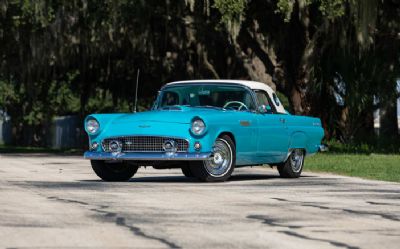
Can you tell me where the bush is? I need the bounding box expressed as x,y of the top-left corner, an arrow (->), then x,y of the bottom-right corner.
326,137 -> 400,154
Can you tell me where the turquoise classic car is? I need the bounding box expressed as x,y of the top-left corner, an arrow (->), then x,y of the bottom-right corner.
84,80 -> 325,182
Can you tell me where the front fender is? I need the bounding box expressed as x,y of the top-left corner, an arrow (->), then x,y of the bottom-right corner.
85,113 -> 127,140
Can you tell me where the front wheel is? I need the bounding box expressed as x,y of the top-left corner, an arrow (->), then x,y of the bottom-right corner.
189,135 -> 235,182
181,164 -> 194,178
91,160 -> 139,181
277,149 -> 305,178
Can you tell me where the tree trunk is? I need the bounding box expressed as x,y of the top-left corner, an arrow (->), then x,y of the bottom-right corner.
380,98 -> 398,137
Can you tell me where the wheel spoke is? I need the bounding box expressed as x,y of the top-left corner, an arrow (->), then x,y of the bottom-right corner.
290,149 -> 304,173
204,139 -> 232,177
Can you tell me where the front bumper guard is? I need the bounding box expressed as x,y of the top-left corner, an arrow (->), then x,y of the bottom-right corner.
84,151 -> 212,161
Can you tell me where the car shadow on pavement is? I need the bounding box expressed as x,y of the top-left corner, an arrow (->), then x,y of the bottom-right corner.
129,174 -> 282,183
80,174 -> 316,183
230,174 -> 316,182
80,176 -> 197,183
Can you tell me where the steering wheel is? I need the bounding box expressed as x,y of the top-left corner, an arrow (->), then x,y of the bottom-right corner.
223,101 -> 249,111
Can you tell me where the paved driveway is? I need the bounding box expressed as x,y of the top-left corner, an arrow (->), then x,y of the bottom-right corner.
0,154 -> 399,249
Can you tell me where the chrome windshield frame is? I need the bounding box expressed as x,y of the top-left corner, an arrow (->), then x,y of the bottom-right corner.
156,83 -> 259,113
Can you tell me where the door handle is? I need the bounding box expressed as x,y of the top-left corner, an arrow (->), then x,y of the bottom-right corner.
279,118 -> 286,123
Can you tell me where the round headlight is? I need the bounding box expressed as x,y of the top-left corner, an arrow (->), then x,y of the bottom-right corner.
191,118 -> 205,135
86,119 -> 100,134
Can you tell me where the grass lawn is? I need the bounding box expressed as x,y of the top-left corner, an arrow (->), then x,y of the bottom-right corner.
305,153 -> 400,183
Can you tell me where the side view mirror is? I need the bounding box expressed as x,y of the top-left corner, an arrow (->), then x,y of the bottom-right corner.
258,105 -> 272,114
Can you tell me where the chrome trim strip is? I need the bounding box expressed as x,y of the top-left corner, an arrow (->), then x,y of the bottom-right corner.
84,151 -> 212,161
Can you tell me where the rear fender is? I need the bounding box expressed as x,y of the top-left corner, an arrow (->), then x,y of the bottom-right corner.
288,132 -> 308,153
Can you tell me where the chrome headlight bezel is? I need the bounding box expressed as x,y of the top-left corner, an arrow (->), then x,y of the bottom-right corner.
191,117 -> 206,136
86,118 -> 100,134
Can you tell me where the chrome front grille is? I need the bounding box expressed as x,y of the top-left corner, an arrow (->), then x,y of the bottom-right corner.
102,136 -> 189,152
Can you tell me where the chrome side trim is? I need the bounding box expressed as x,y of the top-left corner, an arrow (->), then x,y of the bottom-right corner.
84,151 -> 212,161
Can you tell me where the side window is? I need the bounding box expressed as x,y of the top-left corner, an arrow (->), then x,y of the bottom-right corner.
242,91 -> 256,111
256,91 -> 269,106
255,90 -> 276,113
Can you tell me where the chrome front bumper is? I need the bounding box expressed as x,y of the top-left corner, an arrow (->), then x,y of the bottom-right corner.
84,151 -> 212,161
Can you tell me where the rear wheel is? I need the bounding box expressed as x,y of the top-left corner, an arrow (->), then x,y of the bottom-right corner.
277,149 -> 305,178
91,160 -> 138,181
189,135 -> 235,182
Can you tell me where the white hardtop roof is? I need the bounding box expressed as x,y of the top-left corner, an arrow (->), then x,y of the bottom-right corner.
167,80 -> 275,95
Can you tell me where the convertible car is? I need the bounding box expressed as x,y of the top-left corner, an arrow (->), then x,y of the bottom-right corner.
84,80 -> 324,182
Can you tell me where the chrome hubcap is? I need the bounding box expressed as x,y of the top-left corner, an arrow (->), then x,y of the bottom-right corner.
204,139 -> 232,177
213,152 -> 224,164
290,149 -> 304,173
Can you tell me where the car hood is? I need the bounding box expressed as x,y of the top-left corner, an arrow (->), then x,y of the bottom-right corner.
111,107 -> 222,125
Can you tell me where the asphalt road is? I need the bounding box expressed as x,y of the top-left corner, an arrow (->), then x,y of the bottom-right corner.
0,154 -> 399,249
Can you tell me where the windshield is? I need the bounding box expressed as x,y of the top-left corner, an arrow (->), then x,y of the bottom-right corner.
157,84 -> 256,111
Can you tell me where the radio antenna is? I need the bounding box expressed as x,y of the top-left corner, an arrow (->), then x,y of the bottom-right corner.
134,69 -> 140,113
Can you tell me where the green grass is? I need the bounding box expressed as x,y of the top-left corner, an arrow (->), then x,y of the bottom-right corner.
305,153 -> 400,183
